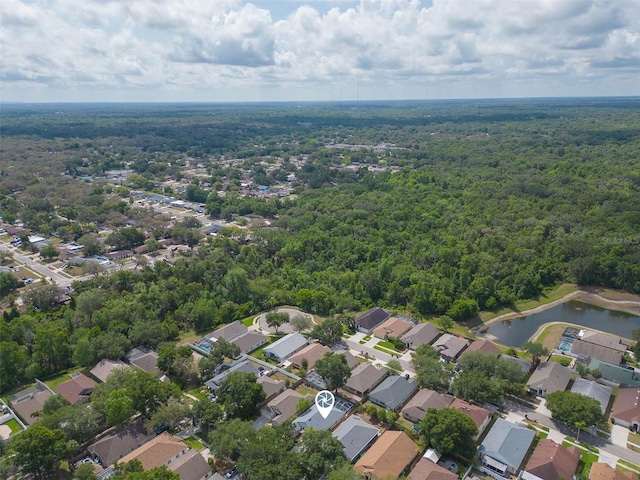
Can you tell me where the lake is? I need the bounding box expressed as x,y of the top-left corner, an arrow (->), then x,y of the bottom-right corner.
484,300 -> 640,347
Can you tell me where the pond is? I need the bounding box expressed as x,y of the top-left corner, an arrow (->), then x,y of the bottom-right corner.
484,300 -> 640,347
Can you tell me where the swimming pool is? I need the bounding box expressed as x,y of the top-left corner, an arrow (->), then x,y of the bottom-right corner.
557,338 -> 574,352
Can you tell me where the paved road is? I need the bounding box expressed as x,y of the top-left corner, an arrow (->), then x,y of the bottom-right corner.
0,244 -> 76,287
504,400 -> 640,466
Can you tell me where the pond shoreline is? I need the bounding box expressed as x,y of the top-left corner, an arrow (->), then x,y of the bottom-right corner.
477,290 -> 640,332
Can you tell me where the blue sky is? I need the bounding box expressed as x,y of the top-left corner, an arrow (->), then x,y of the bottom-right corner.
1,0 -> 639,102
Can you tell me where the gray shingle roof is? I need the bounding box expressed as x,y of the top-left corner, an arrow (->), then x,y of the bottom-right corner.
264,333 -> 308,361
344,363 -> 388,396
369,375 -> 418,411
356,307 -> 390,331
205,359 -> 259,390
400,323 -> 441,349
479,418 -> 535,470
206,321 -> 247,342
570,378 -> 612,414
527,362 -> 572,395
332,415 -> 380,461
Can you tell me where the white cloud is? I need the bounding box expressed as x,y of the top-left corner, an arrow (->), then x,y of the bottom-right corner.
1,0 -> 638,101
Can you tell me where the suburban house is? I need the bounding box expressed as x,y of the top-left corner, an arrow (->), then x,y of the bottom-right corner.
340,350 -> 360,370
355,307 -> 390,334
432,333 -> 469,361
589,462 -> 639,480
571,331 -> 630,365
205,358 -> 259,391
8,381 -> 54,425
90,358 -> 128,383
118,432 -> 212,480
293,397 -> 352,431
206,320 -> 247,342
521,439 -> 580,480
570,378 -> 612,414
264,389 -> 310,426
450,398 -> 492,439
331,415 -> 380,462
343,363 -> 388,398
589,359 -> 640,388
354,430 -> 420,480
611,388 -> 640,430
478,418 -> 536,477
401,389 -> 454,424
126,347 -> 161,377
368,375 -> 418,412
527,362 -> 572,397
263,333 -> 308,363
88,420 -> 152,467
372,316 -> 414,340
257,375 -> 285,403
231,331 -> 268,354
105,249 -> 133,261
400,323 -> 441,350
287,343 -> 331,370
408,457 -> 458,480
462,339 -> 501,358
55,373 -> 96,406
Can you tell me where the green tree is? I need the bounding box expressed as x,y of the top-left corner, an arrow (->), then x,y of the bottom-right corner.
418,407 -> 479,459
237,424 -> 302,480
39,244 -> 59,260
314,352 -> 351,391
0,273 -> 21,297
12,424 -> 67,479
217,371 -> 266,419
73,462 -> 99,480
298,428 -> 347,479
438,315 -> 454,332
78,234 -> 105,256
451,370 -> 502,403
386,359 -> 403,375
522,341 -> 549,370
411,344 -> 451,390
208,419 -> 255,462
26,285 -> 66,311
310,317 -> 343,346
545,391 -> 603,431
190,398 -> 223,437
0,340 -> 28,391
290,314 -> 312,332
145,401 -> 190,434
296,397 -> 312,415
446,298 -> 479,321
265,311 -> 290,334
104,389 -> 134,426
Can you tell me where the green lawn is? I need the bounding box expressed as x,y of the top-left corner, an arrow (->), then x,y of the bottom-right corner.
242,317 -> 255,327
185,387 -> 208,401
618,459 -> 640,473
184,436 -> 205,451
44,367 -> 86,390
377,340 -> 401,352
562,439 -> 599,477
548,355 -> 572,366
373,344 -> 397,355
5,419 -> 23,435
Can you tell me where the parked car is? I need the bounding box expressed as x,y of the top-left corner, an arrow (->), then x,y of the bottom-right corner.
226,467 -> 238,478
25,278 -> 33,284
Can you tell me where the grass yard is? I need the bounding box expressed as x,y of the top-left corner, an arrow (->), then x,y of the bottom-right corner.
535,324 -> 567,351
548,354 -> 572,366
377,340 -> 401,352
184,436 -> 205,451
628,431 -> 640,445
373,344 -> 397,355
44,367 -> 86,390
185,387 -> 208,401
5,419 -> 23,435
618,459 -> 640,473
295,385 -> 317,396
242,317 -> 255,327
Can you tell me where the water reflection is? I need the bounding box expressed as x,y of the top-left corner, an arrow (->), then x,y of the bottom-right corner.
485,301 -> 640,347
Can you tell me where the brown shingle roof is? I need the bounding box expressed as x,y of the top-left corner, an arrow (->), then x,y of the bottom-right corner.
288,343 -> 331,369
450,398 -> 491,431
90,359 -> 128,383
590,462 -> 639,480
408,458 -> 458,480
612,388 -> 640,426
525,439 -> 581,480
462,339 -> 501,357
10,388 -> 53,425
373,317 -> 414,340
257,375 -> 285,401
432,334 -> 468,360
118,432 -> 187,470
400,323 -> 441,349
55,374 -> 96,405
344,363 -> 388,396
572,339 -> 624,365
167,448 -> 212,480
88,420 -> 152,467
402,389 -> 454,423
266,389 -> 309,426
354,430 -> 420,480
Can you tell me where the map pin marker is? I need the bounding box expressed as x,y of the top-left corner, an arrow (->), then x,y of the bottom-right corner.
315,390 -> 335,419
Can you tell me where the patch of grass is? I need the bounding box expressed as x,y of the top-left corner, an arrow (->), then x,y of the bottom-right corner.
242,317 -> 255,327
44,367 -> 86,390
295,385 -> 317,396
359,340 -> 367,345
373,344 -> 397,355
186,387 -> 208,401
536,324 -> 569,351
5,418 -> 23,435
548,355 -> 572,366
362,335 -> 371,342
377,340 -> 401,352
184,436 -> 205,450
628,431 -> 640,444
618,459 -> 640,472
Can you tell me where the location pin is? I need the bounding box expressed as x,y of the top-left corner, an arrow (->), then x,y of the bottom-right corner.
315,390 -> 335,419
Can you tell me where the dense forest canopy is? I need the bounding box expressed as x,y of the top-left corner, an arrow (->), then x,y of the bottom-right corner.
0,98 -> 639,393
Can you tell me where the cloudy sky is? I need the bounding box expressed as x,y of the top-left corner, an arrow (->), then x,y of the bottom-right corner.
2,0 -> 639,102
